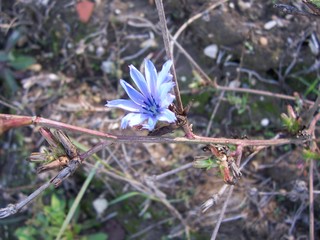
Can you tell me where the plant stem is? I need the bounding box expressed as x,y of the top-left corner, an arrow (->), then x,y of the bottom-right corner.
155,0 -> 183,113
0,114 -> 311,147
309,159 -> 314,240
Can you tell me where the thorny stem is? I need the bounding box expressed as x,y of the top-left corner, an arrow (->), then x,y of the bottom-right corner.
307,113 -> 320,240
304,96 -> 320,126
309,159 -> 315,240
307,112 -> 320,134
0,181 -> 51,218
80,141 -> 113,160
155,0 -> 183,112
214,83 -> 311,103
0,114 -> 311,147
151,162 -> 193,181
210,186 -> 234,240
155,0 -> 194,139
0,141 -> 109,218
210,144 -> 243,239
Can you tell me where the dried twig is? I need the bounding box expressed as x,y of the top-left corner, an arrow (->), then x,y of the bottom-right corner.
0,114 -> 311,147
155,0 -> 194,139
210,185 -> 234,240
154,0 -> 183,112
306,112 -> 320,240
150,162 -> 193,181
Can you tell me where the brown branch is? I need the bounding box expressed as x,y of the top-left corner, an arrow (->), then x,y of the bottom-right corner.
306,113 -> 320,240
0,114 -> 311,147
155,0 -> 183,112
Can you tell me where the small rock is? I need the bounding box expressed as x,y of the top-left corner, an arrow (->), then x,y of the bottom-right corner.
96,46 -> 105,57
261,118 -> 269,127
203,44 -> 218,59
101,60 -> 115,74
259,37 -> 268,46
229,79 -> 241,88
93,197 -> 108,217
114,9 -> 121,15
28,64 -> 42,72
264,20 -> 277,30
238,0 -> 252,11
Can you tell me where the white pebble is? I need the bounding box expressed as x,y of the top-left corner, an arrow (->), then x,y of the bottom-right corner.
93,198 -> 108,217
203,44 -> 218,59
101,60 -> 114,74
264,20 -> 277,30
261,118 -> 270,127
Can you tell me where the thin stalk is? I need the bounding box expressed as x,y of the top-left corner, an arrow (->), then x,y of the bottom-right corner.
210,186 -> 234,240
56,161 -> 101,240
309,159 -> 315,240
155,0 -> 183,112
0,114 -> 311,147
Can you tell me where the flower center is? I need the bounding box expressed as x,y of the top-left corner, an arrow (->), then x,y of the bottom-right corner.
143,96 -> 160,116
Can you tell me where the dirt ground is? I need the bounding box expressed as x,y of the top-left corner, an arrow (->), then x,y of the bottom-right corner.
1,0 -> 320,239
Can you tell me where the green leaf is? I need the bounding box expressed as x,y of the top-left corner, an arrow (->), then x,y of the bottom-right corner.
303,149 -> 320,161
109,192 -> 142,206
193,157 -> 217,169
280,113 -> 300,134
15,227 -> 37,240
0,51 -> 9,62
304,78 -> 319,96
80,233 -> 108,240
2,68 -> 18,95
50,194 -> 66,211
310,0 -> 320,8
5,30 -> 22,51
56,162 -> 101,240
8,55 -> 36,70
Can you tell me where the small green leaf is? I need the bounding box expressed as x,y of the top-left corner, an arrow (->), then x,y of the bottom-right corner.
0,51 -> 9,62
109,192 -> 141,206
2,68 -> 18,95
304,78 -> 319,96
302,149 -> 320,161
193,157 -> 218,170
280,113 -> 300,134
15,227 -> 37,240
80,233 -> 108,240
5,30 -> 22,51
51,194 -> 63,210
8,55 -> 36,70
310,0 -> 320,8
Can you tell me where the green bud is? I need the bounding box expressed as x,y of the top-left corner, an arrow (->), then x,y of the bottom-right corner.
309,0 -> 320,8
302,149 -> 320,161
280,113 -> 300,134
193,157 -> 218,170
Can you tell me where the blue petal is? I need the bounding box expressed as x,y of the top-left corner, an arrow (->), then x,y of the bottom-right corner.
145,59 -> 157,96
157,60 -> 172,87
158,82 -> 175,101
120,79 -> 146,105
160,94 -> 175,108
158,109 -> 176,122
143,117 -> 157,130
106,99 -> 142,112
162,74 -> 173,84
129,65 -> 149,97
121,112 -> 149,129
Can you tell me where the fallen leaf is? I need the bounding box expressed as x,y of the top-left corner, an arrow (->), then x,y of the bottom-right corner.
76,0 -> 95,23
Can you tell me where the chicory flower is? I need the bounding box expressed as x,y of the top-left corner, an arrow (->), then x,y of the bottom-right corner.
106,59 -> 177,130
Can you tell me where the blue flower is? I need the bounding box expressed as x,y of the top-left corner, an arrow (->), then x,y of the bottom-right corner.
106,59 -> 177,130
